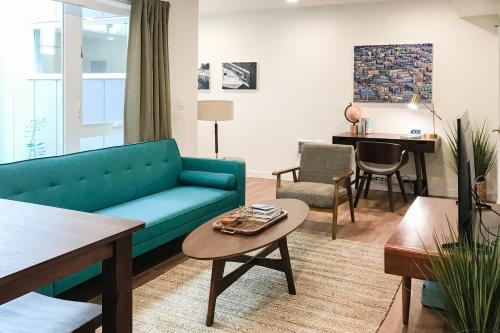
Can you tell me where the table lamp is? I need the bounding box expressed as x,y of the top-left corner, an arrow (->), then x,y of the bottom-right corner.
198,100 -> 234,159
407,93 -> 442,139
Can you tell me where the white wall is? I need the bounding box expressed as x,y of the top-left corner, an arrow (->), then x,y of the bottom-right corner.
198,0 -> 499,199
169,0 -> 199,156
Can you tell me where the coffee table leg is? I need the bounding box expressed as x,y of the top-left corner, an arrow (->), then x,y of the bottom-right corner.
278,237 -> 296,295
206,259 -> 225,326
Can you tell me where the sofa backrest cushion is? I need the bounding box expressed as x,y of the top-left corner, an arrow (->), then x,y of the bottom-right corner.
179,170 -> 236,190
0,140 -> 182,212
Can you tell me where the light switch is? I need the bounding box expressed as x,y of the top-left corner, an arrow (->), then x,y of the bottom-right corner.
177,98 -> 185,110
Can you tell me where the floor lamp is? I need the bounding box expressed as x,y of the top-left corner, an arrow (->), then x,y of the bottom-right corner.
198,100 -> 234,159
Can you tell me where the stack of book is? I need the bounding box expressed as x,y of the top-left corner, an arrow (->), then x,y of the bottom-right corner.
250,203 -> 282,223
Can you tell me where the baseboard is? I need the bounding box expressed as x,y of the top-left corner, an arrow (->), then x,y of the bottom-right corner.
247,170 -> 294,181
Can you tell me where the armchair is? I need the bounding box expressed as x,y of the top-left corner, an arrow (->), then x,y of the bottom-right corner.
272,143 -> 355,239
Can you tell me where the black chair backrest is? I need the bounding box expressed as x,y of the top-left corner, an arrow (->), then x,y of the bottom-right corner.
356,141 -> 403,165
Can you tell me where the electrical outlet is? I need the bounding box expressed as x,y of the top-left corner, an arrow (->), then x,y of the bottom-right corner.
362,174 -> 415,193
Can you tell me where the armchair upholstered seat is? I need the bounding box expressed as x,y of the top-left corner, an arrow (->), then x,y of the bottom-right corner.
277,182 -> 348,208
273,143 -> 355,239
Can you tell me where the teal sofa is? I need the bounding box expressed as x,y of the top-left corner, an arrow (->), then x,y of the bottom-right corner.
0,139 -> 245,296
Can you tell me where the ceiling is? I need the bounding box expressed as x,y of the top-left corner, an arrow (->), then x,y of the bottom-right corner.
199,0 -> 396,16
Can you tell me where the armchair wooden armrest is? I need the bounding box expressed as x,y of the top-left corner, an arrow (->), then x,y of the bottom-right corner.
273,166 -> 300,190
272,166 -> 300,176
332,170 -> 354,184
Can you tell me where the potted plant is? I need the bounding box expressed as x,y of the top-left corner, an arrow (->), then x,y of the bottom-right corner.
444,120 -> 496,202
426,224 -> 500,332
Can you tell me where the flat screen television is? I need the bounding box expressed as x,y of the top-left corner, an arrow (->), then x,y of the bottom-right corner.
457,111 -> 476,243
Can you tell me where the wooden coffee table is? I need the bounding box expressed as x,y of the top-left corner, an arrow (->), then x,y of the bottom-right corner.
182,198 -> 309,326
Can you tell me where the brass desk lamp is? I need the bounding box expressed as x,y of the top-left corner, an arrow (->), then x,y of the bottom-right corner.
407,93 -> 442,139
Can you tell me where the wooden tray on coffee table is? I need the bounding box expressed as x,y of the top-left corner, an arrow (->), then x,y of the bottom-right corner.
213,210 -> 288,235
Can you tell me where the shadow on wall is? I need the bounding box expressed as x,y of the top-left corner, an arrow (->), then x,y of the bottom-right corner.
462,16 -> 498,34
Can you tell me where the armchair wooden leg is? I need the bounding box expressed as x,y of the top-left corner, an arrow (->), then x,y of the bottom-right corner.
347,184 -> 355,223
354,173 -> 366,208
332,186 -> 339,240
387,175 -> 394,212
364,173 -> 372,198
396,171 -> 408,203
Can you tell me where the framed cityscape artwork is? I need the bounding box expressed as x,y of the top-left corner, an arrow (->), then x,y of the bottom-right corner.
222,62 -> 257,90
198,63 -> 210,90
353,43 -> 433,103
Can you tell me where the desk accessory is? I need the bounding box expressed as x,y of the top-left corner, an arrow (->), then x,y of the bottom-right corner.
401,129 -> 422,139
359,118 -> 372,134
407,93 -> 442,139
344,103 -> 363,134
198,100 -> 234,159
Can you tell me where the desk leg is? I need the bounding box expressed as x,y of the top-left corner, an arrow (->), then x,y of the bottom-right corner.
420,153 -> 429,196
402,277 -> 412,326
414,153 -> 423,197
102,235 -> 133,333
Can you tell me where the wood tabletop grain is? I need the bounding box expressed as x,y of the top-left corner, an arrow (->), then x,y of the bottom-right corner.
0,199 -> 144,281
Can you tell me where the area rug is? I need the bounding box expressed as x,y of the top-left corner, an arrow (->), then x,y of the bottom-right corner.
130,233 -> 401,333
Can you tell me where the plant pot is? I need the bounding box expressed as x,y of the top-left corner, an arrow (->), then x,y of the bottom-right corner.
475,179 -> 487,203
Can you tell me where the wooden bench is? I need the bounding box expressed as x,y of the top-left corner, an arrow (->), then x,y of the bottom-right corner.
0,292 -> 101,333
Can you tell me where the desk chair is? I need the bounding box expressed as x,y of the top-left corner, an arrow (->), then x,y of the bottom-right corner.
273,143 -> 355,239
354,141 -> 409,212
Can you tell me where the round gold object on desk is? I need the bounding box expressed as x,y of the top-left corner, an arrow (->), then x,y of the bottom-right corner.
350,124 -> 358,134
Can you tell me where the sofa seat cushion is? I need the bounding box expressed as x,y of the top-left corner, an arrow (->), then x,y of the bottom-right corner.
96,186 -> 239,246
179,170 -> 236,190
276,182 -> 346,208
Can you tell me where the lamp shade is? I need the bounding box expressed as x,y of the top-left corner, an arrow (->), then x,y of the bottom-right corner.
198,100 -> 234,121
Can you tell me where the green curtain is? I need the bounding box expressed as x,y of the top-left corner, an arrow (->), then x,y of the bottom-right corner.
125,0 -> 171,143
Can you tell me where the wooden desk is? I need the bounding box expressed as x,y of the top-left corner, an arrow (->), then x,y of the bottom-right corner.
332,132 -> 440,196
0,199 -> 144,333
384,197 -> 499,325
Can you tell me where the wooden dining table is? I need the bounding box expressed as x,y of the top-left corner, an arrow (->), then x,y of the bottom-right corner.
0,199 -> 144,333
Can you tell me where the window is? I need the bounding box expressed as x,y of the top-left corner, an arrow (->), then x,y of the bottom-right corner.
0,0 -> 129,163
0,0 -> 63,163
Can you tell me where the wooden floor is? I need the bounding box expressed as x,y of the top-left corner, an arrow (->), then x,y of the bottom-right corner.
117,178 -> 453,332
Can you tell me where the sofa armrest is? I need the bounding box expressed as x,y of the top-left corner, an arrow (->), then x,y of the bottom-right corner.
181,157 -> 246,206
